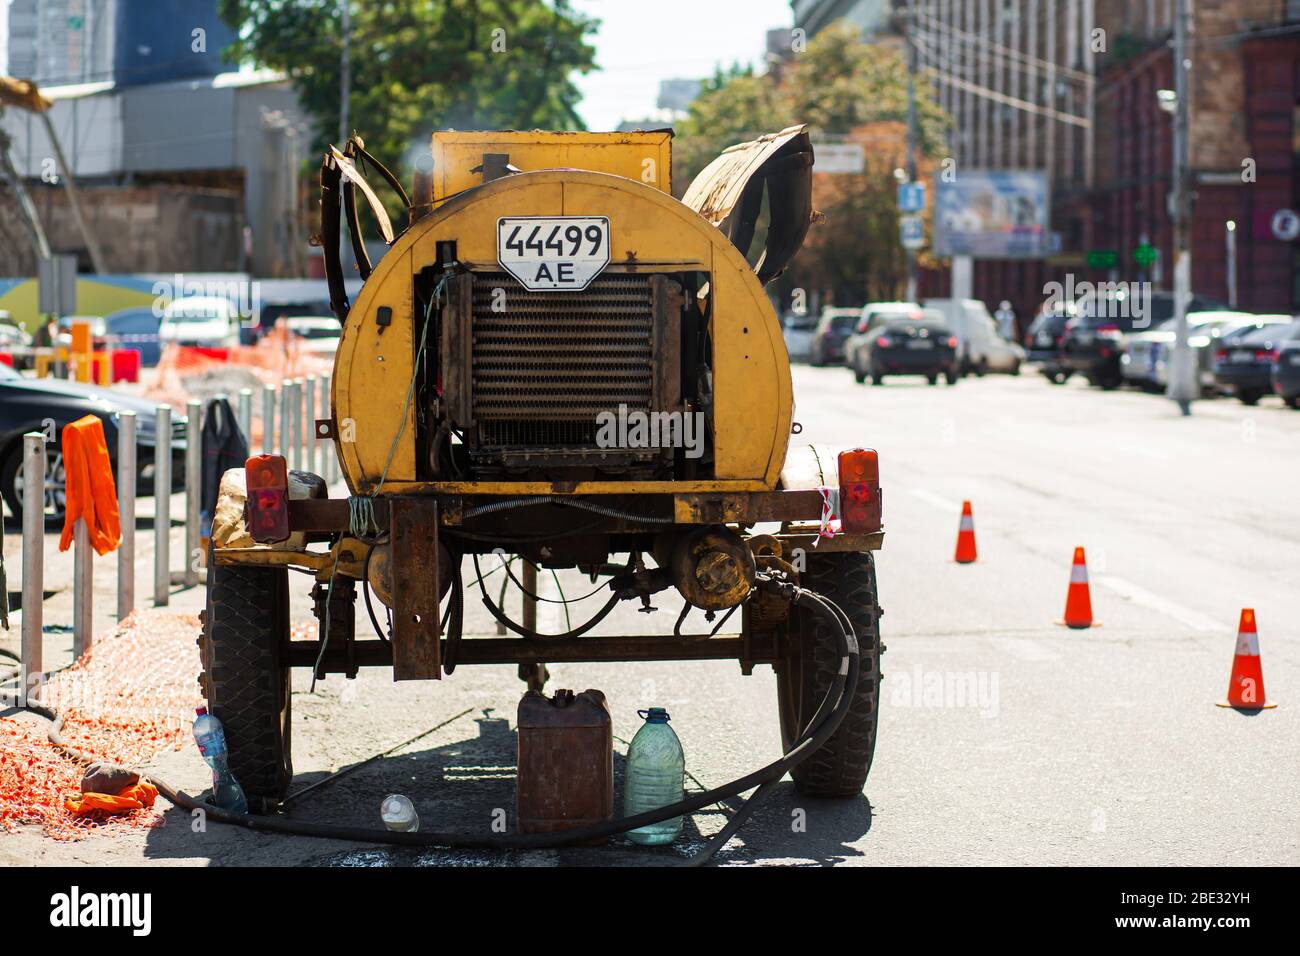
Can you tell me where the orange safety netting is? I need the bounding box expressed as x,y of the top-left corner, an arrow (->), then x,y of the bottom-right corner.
0,609 -> 205,841
143,326 -> 335,447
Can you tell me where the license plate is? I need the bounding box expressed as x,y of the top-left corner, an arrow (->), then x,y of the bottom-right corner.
906,340 -> 933,350
1076,332 -> 1093,345
497,216 -> 610,291
1036,334 -> 1052,346
1231,349 -> 1253,362
1290,353 -> 1300,366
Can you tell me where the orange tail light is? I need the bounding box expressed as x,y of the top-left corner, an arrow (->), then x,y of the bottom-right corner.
245,454 -> 289,543
838,447 -> 882,534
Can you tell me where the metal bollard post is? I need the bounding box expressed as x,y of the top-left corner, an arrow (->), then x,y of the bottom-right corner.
305,374 -> 317,476
319,374 -> 334,483
290,380 -> 303,471
117,411 -> 136,620
237,388 -> 253,446
73,514 -> 91,658
184,400 -> 201,587
279,382 -> 292,459
154,405 -> 171,606
262,383 -> 275,455
21,433 -> 45,705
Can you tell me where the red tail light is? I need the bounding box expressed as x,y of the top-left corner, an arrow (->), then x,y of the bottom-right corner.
245,454 -> 289,543
1255,349 -> 1279,362
838,448 -> 882,534
947,336 -> 958,348
1095,323 -> 1122,339
876,336 -> 891,348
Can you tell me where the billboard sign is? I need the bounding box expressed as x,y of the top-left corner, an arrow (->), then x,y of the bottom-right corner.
813,143 -> 865,175
933,171 -> 1049,259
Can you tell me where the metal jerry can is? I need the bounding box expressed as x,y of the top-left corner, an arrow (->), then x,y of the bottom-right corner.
516,688 -> 613,835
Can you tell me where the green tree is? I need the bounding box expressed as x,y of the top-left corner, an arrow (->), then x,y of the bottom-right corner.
219,0 -> 599,173
674,21 -> 949,305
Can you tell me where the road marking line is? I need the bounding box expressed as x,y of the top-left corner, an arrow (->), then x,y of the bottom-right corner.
909,488 -> 963,512
1095,575 -> 1227,632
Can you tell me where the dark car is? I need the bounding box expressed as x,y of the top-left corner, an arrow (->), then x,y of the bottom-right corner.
809,307 -> 860,366
1272,326 -> 1300,408
1059,290 -> 1226,389
1214,319 -> 1300,405
105,307 -> 163,367
848,312 -> 959,385
0,364 -> 186,523
1024,300 -> 1077,384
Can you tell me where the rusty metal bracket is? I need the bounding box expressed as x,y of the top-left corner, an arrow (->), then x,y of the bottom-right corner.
389,497 -> 442,680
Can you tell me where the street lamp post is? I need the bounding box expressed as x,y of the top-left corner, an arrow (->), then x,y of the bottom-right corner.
1165,0 -> 1197,416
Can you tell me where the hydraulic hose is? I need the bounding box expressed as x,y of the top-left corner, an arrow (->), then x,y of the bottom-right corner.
22,574 -> 860,865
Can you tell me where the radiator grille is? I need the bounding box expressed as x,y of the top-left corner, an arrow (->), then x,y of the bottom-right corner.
470,271 -> 655,450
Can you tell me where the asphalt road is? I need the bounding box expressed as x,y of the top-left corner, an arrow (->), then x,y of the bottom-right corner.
5,367 -> 1298,866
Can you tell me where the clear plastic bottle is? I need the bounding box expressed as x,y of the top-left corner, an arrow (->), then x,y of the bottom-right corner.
191,707 -> 249,813
381,793 -> 420,832
623,707 -> 684,845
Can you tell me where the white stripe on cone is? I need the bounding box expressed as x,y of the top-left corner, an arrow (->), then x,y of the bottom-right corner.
959,515 -> 974,531
1235,630 -> 1260,657
1070,563 -> 1089,584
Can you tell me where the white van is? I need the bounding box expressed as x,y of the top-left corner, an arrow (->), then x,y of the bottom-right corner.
159,296 -> 241,350
923,298 -> 1023,375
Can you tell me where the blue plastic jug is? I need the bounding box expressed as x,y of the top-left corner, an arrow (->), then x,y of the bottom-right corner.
623,707 -> 684,845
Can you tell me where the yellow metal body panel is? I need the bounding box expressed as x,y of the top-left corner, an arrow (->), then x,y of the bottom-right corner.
430,130 -> 673,203
332,168 -> 792,495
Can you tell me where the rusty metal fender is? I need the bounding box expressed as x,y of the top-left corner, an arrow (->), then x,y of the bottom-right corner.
681,125 -> 815,285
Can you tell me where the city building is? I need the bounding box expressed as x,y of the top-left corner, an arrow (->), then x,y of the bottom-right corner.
911,0 -> 1300,320
0,0 -> 310,277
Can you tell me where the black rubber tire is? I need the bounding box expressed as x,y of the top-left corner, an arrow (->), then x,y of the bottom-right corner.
1238,390 -> 1261,406
200,558 -> 293,812
945,371 -> 958,385
1284,395 -> 1299,409
926,374 -> 938,386
870,371 -> 884,386
777,551 -> 882,797
852,356 -> 867,384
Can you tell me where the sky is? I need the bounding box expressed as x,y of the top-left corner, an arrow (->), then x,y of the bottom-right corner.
569,0 -> 794,131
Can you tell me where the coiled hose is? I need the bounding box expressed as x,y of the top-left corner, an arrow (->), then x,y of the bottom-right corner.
19,574 -> 859,866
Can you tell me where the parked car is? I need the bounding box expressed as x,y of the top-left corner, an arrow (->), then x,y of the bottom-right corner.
250,278 -> 362,344
1272,325 -> 1300,408
0,363 -> 185,522
987,333 -> 1025,374
0,321 -> 34,370
1145,312 -> 1278,392
1059,291 -> 1227,389
284,315 -> 342,356
923,298 -> 1002,375
847,310 -> 958,385
159,296 -> 241,349
781,311 -> 818,363
809,307 -> 860,366
1024,300 -> 1077,384
1122,312 -> 1248,390
104,307 -> 163,367
843,302 -> 924,363
1213,318 -> 1300,405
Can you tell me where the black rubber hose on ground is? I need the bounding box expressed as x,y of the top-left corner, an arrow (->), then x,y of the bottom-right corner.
24,575 -> 858,865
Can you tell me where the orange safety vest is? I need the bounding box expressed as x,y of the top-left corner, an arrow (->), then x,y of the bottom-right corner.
59,414 -> 122,556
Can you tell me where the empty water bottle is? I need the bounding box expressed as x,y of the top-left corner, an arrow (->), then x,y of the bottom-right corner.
381,794 -> 419,832
623,707 -> 684,845
191,707 -> 248,813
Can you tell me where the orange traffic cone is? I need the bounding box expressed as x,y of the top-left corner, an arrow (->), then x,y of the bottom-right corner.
1217,609 -> 1277,709
1056,547 -> 1099,628
954,501 -> 977,563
